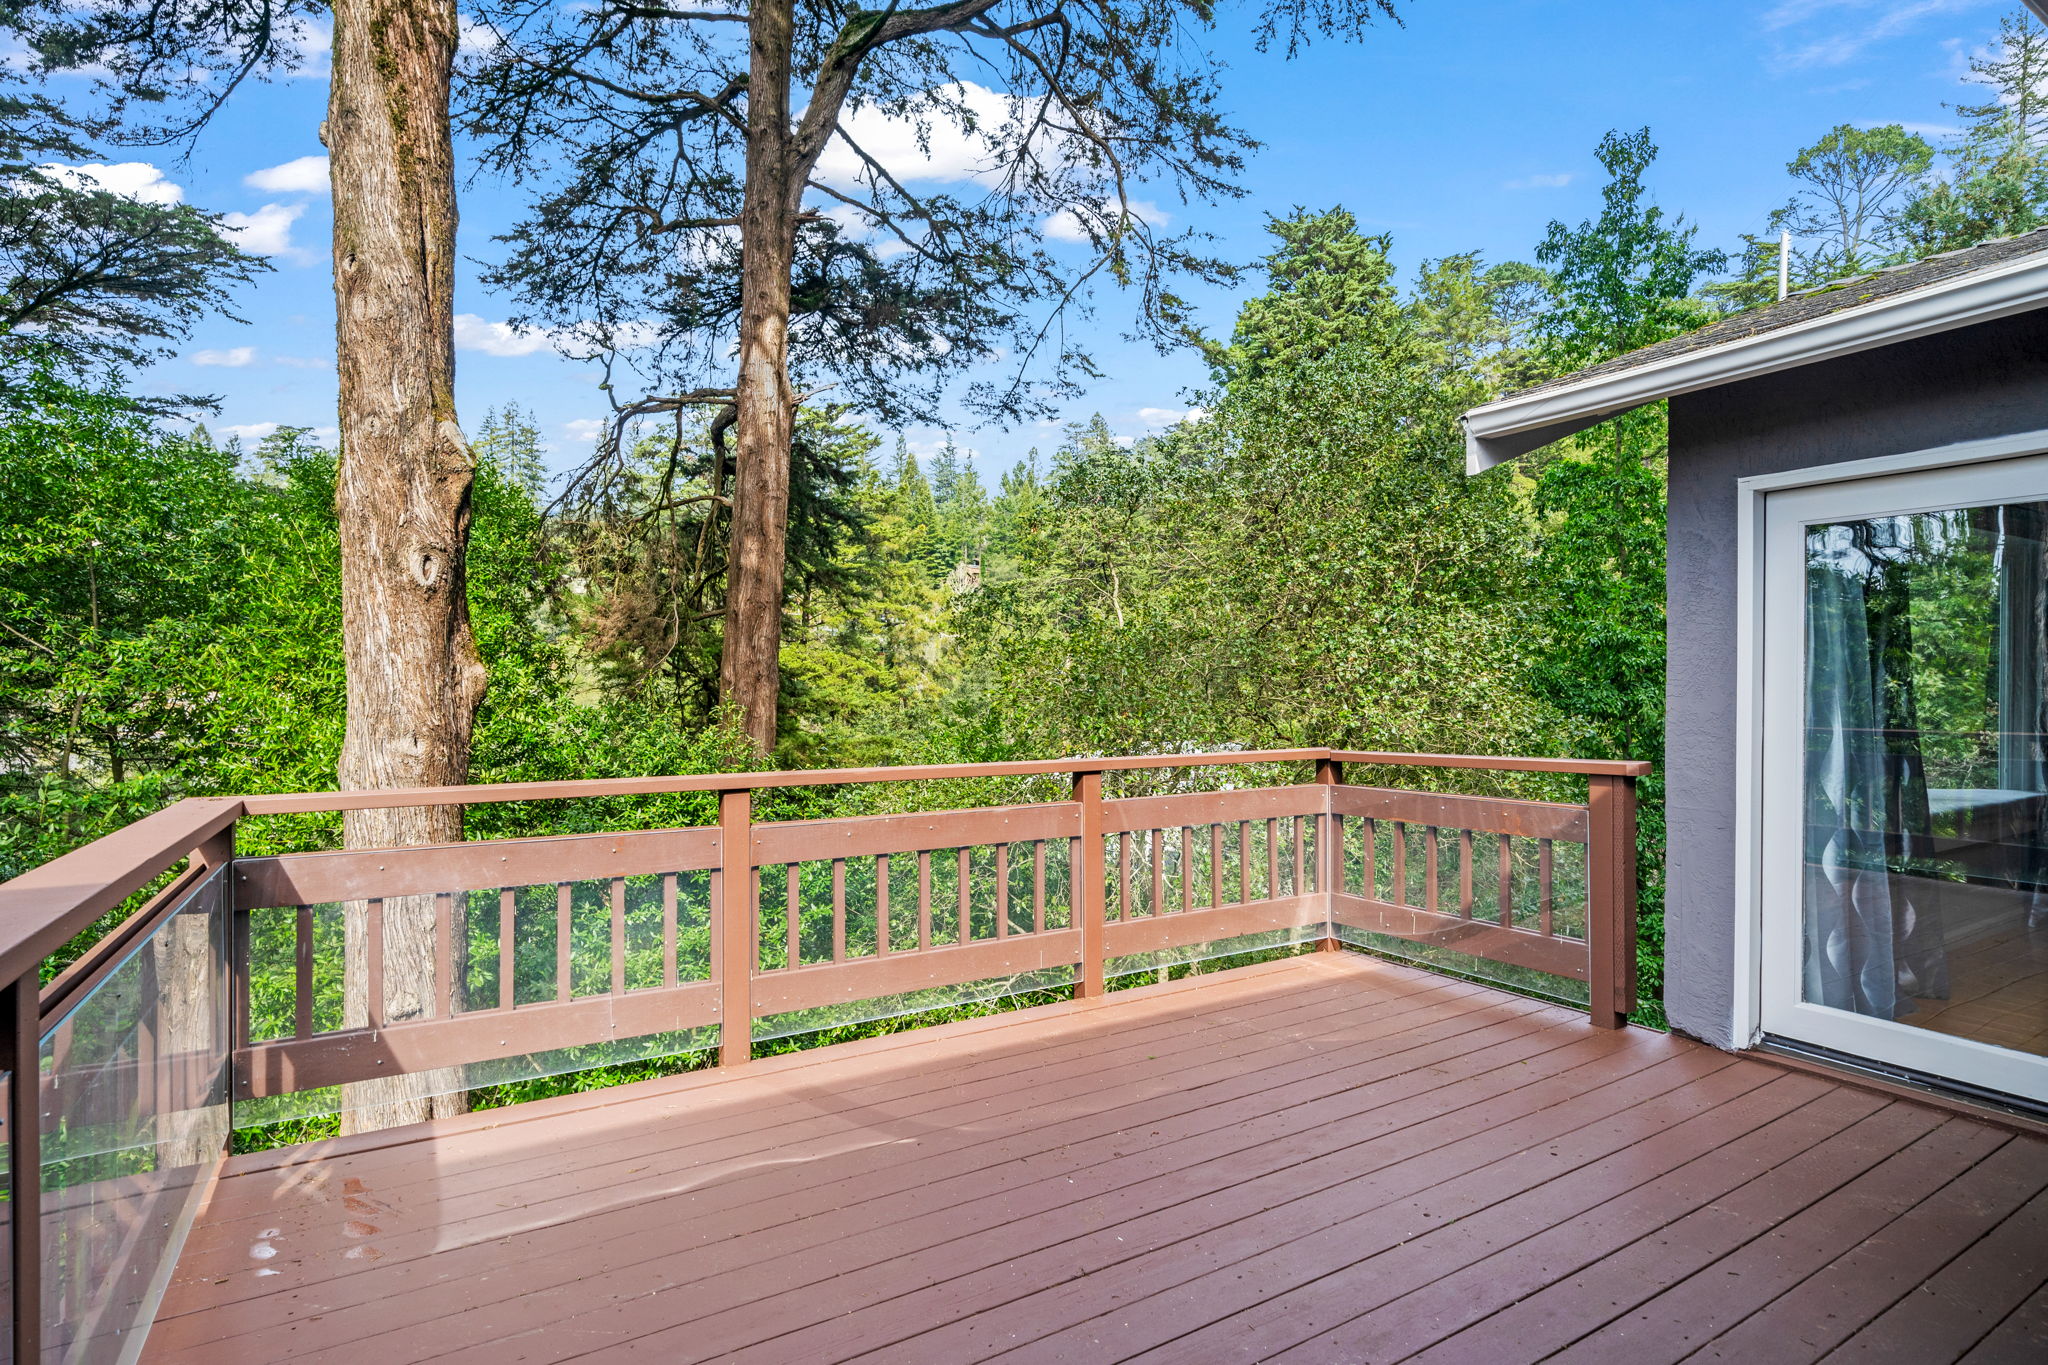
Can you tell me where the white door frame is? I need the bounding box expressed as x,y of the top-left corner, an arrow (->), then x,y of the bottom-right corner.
1733,428 -> 2048,1099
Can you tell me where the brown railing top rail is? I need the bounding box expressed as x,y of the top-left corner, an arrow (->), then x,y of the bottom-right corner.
0,796 -> 242,989
236,748 -> 1650,816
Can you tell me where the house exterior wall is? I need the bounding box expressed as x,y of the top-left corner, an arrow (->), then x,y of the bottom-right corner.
1663,307 -> 2048,1050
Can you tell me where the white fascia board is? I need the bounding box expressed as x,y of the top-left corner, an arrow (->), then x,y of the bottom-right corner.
1461,251 -> 2048,474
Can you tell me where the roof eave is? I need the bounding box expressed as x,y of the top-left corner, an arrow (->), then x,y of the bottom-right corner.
1461,251 -> 2048,475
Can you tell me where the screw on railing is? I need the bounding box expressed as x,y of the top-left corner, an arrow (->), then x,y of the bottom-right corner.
717,788 -> 754,1066
1073,771 -> 1106,998
1586,774 -> 1640,1030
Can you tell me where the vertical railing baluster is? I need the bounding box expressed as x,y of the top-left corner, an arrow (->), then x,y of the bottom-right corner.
361,897 -> 387,1027
498,888 -> 516,1010
554,883 -> 572,1003
1425,826 -> 1440,915
1391,825 -> 1407,908
832,858 -> 847,962
1117,832 -> 1133,923
437,891 -> 456,1017
1292,816 -> 1307,898
1539,839 -> 1555,938
876,853 -> 891,956
662,873 -> 679,988
1181,827 -> 1194,915
717,788 -> 753,1066
917,850 -> 932,952
957,847 -> 972,944
1210,824 -> 1223,908
1497,833 -> 1514,929
295,904 -> 315,1037
1032,841 -> 1046,935
1460,830 -> 1475,919
1075,770 -> 1106,997
610,878 -> 627,996
785,863 -> 801,971
995,845 -> 1010,939
1266,817 -> 1280,901
1363,818 -> 1377,901
1238,820 -> 1251,904
1151,829 -> 1165,918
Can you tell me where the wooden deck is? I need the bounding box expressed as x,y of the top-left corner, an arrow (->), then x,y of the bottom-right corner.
146,952 -> 2048,1364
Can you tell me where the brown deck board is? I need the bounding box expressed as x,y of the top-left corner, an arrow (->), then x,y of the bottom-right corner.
143,952 -> 2048,1365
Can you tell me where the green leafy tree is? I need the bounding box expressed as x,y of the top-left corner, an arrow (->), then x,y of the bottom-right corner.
941,216 -> 1548,773
1200,208 -> 1419,384
1717,124 -> 1934,308
0,354 -> 245,786
1522,128 -> 1726,1024
461,0 -> 1406,748
1900,11 -> 2048,255
0,73 -> 266,405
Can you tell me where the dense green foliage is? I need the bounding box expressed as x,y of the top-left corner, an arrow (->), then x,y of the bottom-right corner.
18,10 -> 2048,1141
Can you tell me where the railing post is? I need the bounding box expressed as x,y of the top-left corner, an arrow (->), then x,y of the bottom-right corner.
1586,774 -> 1639,1030
5,970 -> 40,1363
1315,759 -> 1344,951
1074,771 -> 1106,998
718,789 -> 754,1065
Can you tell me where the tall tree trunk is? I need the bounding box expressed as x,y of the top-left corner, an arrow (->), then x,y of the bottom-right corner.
328,0 -> 484,1133
720,0 -> 798,756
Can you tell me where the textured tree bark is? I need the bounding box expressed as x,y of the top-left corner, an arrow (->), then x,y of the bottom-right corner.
720,0 -> 799,756
328,0 -> 483,1133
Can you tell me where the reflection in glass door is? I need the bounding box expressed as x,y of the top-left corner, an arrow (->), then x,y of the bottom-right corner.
1761,458 -> 2048,1104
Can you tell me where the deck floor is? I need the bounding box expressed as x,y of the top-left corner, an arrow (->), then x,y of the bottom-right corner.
149,952 -> 2048,1364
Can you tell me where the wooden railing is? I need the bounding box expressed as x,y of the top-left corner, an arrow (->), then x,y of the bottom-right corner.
0,746 -> 1646,1362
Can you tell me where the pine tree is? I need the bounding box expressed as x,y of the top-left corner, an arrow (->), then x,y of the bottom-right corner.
1900,11 -> 2048,255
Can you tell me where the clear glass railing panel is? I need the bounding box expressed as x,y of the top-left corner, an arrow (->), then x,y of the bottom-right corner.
39,865 -> 230,1364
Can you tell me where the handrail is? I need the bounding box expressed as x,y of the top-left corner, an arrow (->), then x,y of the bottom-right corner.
0,796 -> 242,989
231,748 -> 1652,815
1325,751 -> 1654,777
233,748 -> 1335,814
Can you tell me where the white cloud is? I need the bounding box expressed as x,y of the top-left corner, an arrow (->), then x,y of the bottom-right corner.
1043,199 -> 1170,243
1136,405 -> 1206,428
220,422 -> 279,442
562,418 -> 606,444
454,313 -> 660,359
38,161 -> 183,205
273,354 -> 332,370
190,346 -> 256,367
1762,0 -> 1979,71
813,82 -> 1015,188
454,313 -> 555,357
222,203 -> 309,260
245,155 -> 329,195
1503,172 -> 1574,191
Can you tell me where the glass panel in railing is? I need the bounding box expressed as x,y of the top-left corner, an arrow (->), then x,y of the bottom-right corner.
40,864 -> 230,1364
1106,925 -> 1322,985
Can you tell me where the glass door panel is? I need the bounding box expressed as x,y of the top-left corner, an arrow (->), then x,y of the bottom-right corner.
1762,457 -> 2048,1104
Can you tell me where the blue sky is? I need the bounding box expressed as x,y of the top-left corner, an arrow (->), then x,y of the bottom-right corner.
55,0 -> 2020,480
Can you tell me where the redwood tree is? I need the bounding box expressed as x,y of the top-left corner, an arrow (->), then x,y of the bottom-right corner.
328,0 -> 484,1131
465,0 -> 1403,753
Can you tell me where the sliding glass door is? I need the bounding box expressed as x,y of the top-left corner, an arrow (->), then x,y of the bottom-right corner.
1760,455 -> 2048,1104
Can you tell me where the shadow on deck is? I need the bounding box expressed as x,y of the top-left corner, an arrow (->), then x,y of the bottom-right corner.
148,953 -> 2048,1364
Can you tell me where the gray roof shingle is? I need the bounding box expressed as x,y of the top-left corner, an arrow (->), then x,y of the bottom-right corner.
1505,225 -> 2048,401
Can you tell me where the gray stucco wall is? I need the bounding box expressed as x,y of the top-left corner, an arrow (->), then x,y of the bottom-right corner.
1663,307 -> 2048,1049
